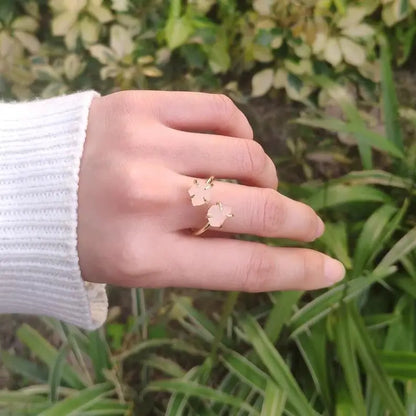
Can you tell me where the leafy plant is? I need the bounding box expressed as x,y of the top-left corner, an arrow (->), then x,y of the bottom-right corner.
1,0 -> 416,101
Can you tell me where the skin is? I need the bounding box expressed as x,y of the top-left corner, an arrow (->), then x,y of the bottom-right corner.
77,90 -> 345,292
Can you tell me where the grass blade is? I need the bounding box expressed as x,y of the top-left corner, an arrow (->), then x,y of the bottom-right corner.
295,321 -> 331,411
264,291 -> 303,344
38,383 -> 113,416
376,226 -> 416,272
350,307 -> 406,416
341,170 -> 412,189
379,351 -> 416,380
146,380 -> 260,415
49,344 -> 70,403
289,267 -> 395,337
240,315 -> 317,416
88,330 -> 111,383
305,184 -> 391,211
296,117 -> 404,158
165,367 -> 200,416
380,38 -> 404,151
260,380 -> 286,416
0,350 -> 48,383
335,306 -> 366,415
353,204 -> 397,276
17,324 -> 85,389
221,350 -> 268,392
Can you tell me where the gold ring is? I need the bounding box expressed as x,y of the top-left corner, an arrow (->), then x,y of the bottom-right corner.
188,176 -> 215,206
192,202 -> 234,236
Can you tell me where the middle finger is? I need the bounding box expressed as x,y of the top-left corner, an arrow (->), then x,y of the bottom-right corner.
164,128 -> 278,189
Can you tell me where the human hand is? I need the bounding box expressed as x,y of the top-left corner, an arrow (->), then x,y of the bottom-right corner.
77,91 -> 345,291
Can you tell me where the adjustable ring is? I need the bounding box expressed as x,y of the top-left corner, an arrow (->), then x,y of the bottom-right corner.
192,202 -> 234,236
188,176 -> 215,206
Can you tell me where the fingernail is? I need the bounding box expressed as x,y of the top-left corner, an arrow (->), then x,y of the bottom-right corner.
324,258 -> 345,284
315,217 -> 325,239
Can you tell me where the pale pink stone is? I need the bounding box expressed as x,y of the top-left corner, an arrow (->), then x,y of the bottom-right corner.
207,203 -> 233,227
188,180 -> 212,206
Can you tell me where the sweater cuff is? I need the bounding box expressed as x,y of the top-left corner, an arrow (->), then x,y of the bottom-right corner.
0,91 -> 108,330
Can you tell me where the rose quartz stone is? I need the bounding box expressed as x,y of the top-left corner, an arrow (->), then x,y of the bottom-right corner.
188,180 -> 212,206
207,203 -> 233,227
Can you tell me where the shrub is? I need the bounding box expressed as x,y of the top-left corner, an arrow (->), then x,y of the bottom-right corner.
0,0 -> 416,102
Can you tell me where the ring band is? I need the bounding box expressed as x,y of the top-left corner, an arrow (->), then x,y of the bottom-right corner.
192,202 -> 234,236
188,176 -> 215,206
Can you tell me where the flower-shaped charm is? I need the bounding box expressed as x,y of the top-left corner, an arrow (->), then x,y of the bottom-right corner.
207,202 -> 233,227
188,178 -> 213,206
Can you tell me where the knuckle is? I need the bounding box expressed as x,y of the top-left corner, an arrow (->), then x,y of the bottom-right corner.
255,188 -> 284,235
240,140 -> 267,178
108,91 -> 140,121
113,233 -> 162,282
115,165 -> 142,208
112,236 -> 139,278
242,245 -> 275,292
116,164 -> 171,211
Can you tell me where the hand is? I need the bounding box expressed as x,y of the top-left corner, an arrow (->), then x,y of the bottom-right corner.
77,91 -> 345,291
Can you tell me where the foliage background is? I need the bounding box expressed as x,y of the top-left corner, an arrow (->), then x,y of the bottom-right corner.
1,0 -> 416,415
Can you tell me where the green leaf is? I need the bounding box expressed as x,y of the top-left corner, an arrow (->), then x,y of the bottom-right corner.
38,383 -> 113,416
260,379 -> 286,416
350,307 -> 406,416
379,351 -> 416,380
376,226 -> 416,272
222,350 -> 268,392
205,29 -> 230,73
335,307 -> 366,415
0,350 -> 48,383
165,15 -> 193,49
341,170 -> 412,189
17,324 -> 85,389
264,291 -> 303,344
319,222 -> 352,269
395,277 -> 416,299
312,76 -> 372,168
252,68 -> 274,97
296,117 -> 404,158
146,380 -> 259,414
305,184 -> 391,211
295,321 -> 331,411
380,38 -> 404,151
88,330 -> 111,383
289,267 -> 396,337
165,366 -> 200,416
240,315 -> 318,416
49,344 -> 70,402
353,204 -> 398,276
115,338 -> 205,362
142,355 -> 185,378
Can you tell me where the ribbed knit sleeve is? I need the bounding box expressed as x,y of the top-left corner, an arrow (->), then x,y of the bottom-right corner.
0,91 -> 108,330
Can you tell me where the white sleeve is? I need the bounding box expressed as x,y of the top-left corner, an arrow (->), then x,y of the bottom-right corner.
0,90 -> 108,330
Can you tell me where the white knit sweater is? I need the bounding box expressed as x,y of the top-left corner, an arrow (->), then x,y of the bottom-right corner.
0,91 -> 108,330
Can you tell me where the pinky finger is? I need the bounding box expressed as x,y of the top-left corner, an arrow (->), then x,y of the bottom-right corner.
165,236 -> 345,292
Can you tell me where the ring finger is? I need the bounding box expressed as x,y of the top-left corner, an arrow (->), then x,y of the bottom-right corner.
175,176 -> 324,242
